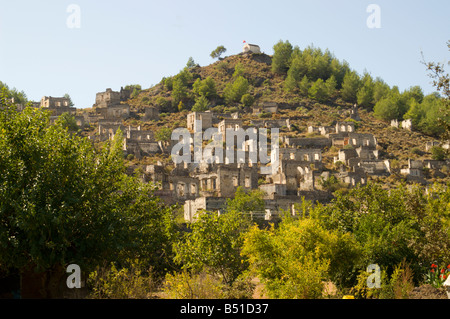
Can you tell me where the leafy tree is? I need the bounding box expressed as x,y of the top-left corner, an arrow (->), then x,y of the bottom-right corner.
242,217 -> 360,297
226,186 -> 265,215
421,41 -> 450,141
431,146 -> 446,160
63,93 -> 74,107
341,71 -> 361,103
298,75 -> 311,97
325,75 -> 337,97
155,126 -> 172,142
0,93 -> 175,296
356,73 -> 374,107
174,209 -> 250,285
172,77 -> 188,107
193,77 -> 217,98
0,81 -> 28,105
224,76 -> 249,104
284,54 -> 306,92
240,93 -> 255,107
156,96 -> 172,113
210,45 -> 227,60
330,59 -> 350,89
164,77 -> 174,91
191,95 -> 209,112
317,183 -> 450,283
272,40 -> 293,74
233,62 -> 246,78
186,56 -> 196,69
403,85 -> 424,104
308,78 -> 328,102
372,78 -> 391,103
403,98 -> 424,126
57,112 -> 78,132
373,87 -> 408,121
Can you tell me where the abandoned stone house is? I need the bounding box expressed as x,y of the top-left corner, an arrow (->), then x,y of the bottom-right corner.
250,118 -> 290,129
187,111 -> 213,132
252,102 -> 278,114
391,119 -> 413,131
124,127 -> 159,158
283,136 -> 331,149
309,121 -> 356,138
144,106 -> 160,121
93,88 -> 130,120
40,96 -> 76,116
400,159 -> 425,183
91,121 -> 160,158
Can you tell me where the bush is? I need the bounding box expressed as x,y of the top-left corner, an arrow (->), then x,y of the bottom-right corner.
87,260 -> 155,299
163,270 -> 224,299
224,76 -> 249,104
241,93 -> 255,107
431,146 -> 447,160
271,40 -> 293,74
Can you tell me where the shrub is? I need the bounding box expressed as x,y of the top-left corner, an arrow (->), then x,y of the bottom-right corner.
241,93 -> 255,107
224,76 -> 249,104
163,270 -> 224,299
87,260 -> 155,299
431,146 -> 447,160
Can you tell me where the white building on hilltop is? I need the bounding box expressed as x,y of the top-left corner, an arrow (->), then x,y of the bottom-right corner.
243,42 -> 261,54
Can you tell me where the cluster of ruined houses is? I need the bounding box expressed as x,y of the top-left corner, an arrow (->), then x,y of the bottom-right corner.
15,88 -> 449,223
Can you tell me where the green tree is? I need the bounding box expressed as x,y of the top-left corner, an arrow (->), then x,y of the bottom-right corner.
226,186 -> 265,215
422,41 -> 450,141
186,56 -> 196,69
155,126 -> 172,142
284,54 -> 306,92
174,209 -> 250,285
431,146 -> 447,160
341,71 -> 361,103
372,78 -> 391,103
192,95 -> 209,112
0,93 -> 175,296
63,93 -> 74,107
325,75 -> 338,97
318,183 -> 450,283
357,73 -> 374,107
57,112 -> 78,132
192,77 -> 217,98
272,40 -> 293,74
403,85 -> 424,104
330,59 -> 350,89
308,78 -> 328,102
0,81 -> 28,105
233,62 -> 246,78
298,75 -> 311,97
242,217 -> 359,298
373,88 -> 408,121
240,93 -> 255,107
224,76 -> 249,104
172,77 -> 188,107
210,45 -> 227,60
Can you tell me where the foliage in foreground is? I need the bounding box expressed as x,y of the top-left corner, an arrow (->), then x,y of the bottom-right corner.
0,92 -> 176,296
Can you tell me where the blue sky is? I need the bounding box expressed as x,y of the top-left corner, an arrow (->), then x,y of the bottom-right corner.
0,0 -> 448,108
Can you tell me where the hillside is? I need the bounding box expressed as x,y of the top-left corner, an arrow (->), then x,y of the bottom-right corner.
108,50 -> 448,186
